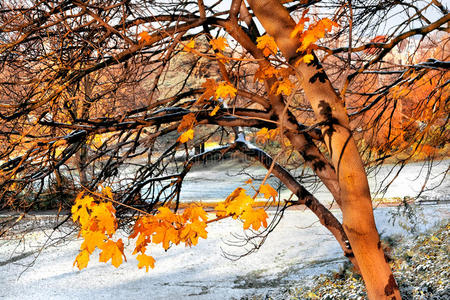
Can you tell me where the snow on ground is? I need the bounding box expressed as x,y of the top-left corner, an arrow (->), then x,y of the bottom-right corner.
1,205 -> 449,300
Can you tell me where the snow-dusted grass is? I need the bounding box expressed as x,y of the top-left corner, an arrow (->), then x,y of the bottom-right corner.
289,222 -> 450,300
1,205 -> 448,300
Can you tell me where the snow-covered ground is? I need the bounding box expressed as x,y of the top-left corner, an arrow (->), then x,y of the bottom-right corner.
1,205 -> 449,300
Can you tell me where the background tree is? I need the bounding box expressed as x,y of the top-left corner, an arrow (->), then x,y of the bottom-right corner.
0,1 -> 448,299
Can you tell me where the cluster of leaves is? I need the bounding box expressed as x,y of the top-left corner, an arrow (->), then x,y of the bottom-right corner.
291,9 -> 338,61
214,181 -> 277,231
72,187 -> 125,270
71,182 -> 277,271
289,222 -> 450,299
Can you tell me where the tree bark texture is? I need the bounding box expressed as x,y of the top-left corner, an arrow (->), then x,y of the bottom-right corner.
246,0 -> 401,298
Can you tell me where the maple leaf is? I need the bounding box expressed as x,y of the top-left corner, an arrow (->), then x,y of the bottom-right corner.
177,113 -> 196,132
273,78 -> 295,96
73,249 -> 90,270
209,37 -> 228,51
241,208 -> 268,231
254,65 -> 279,82
183,205 -> 208,222
256,35 -> 278,57
182,39 -> 195,52
152,225 -> 180,250
215,81 -> 237,99
90,202 -> 116,235
157,206 -> 180,223
177,129 -> 194,143
137,254 -> 155,272
180,220 -> 208,246
99,239 -> 126,268
71,194 -> 94,227
138,31 -> 151,44
259,184 -> 278,199
102,186 -> 113,199
214,202 -> 228,217
225,190 -> 254,217
196,78 -> 217,104
81,230 -> 106,253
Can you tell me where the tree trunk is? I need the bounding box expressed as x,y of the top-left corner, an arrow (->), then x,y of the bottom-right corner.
246,1 -> 401,298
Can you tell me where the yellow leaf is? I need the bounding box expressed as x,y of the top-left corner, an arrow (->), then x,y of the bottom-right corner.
273,78 -> 294,96
73,250 -> 90,270
102,186 -> 113,199
183,39 -> 195,52
303,54 -> 314,63
256,35 -> 278,57
215,81 -> 237,99
71,194 -> 94,227
225,190 -> 254,217
214,202 -> 228,217
137,254 -> 155,272
209,37 -> 228,51
177,129 -> 194,143
210,104 -> 220,116
259,184 -> 278,199
90,202 -> 117,236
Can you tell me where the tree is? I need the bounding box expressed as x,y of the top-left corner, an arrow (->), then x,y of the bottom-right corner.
0,1 -> 448,299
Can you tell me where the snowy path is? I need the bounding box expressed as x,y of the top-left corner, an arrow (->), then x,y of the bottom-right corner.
1,205 -> 449,300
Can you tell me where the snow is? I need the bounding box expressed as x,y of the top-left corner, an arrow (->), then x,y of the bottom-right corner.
1,205 -> 449,300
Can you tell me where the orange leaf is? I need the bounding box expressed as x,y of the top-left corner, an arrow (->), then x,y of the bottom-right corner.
215,82 -> 237,99
138,31 -> 151,43
73,249 -> 90,270
241,208 -> 268,230
183,205 -> 208,222
177,129 -> 194,143
137,254 -> 155,272
183,39 -> 195,52
197,79 -> 217,104
259,184 -> 278,199
209,37 -> 228,51
256,35 -> 278,57
178,113 -> 196,132
214,202 -> 228,217
81,230 -> 106,253
153,225 -> 179,250
99,239 -> 126,268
